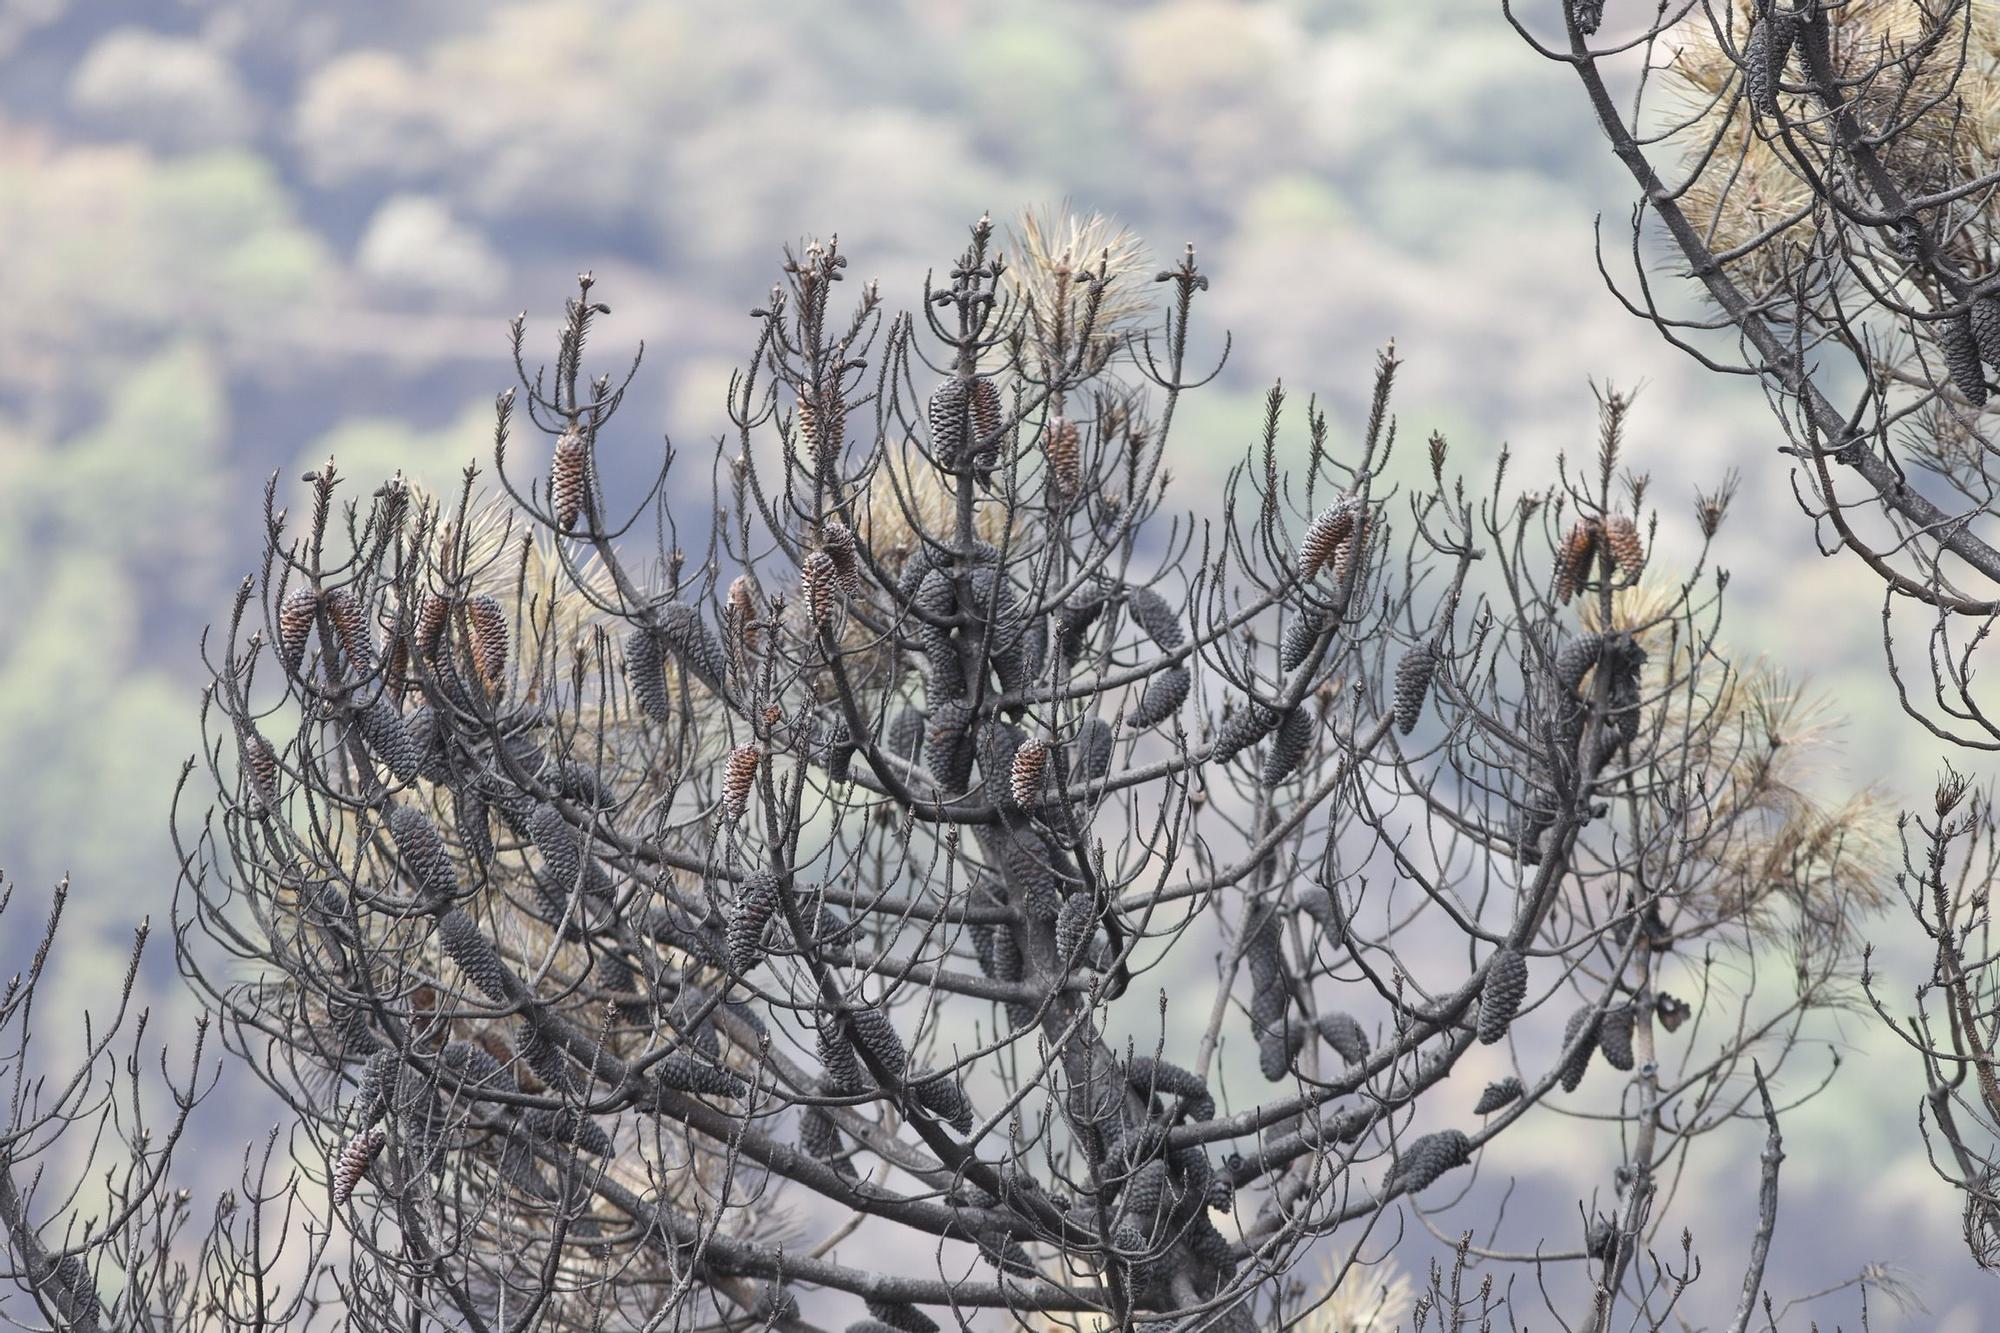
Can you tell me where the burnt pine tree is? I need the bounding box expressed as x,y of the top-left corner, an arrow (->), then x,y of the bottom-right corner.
0,215 -> 1896,1329
1507,0 -> 2000,1273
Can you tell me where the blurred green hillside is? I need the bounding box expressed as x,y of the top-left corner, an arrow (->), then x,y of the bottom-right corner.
0,0 -> 1983,1323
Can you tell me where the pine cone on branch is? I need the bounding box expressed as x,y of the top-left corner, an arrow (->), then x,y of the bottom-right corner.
551,426 -> 589,531
1479,949 -> 1529,1045
331,1127 -> 387,1207
1475,1077 -> 1524,1116
1383,1129 -> 1471,1196
1298,496 -> 1358,580
1009,738 -> 1049,810
1554,520 -> 1601,604
721,745 -> 761,822
1393,643 -> 1437,735
1938,309 -> 1988,405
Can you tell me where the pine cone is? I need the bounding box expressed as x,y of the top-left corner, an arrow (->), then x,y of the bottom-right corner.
438,909 -> 510,1002
1475,1077 -> 1524,1116
1938,309 -> 1988,405
797,394 -> 844,469
800,549 -> 839,629
927,378 -> 970,465
1571,0 -> 1607,36
1298,496 -> 1358,580
725,575 -> 759,659
1045,414 -> 1081,496
412,590 -> 448,662
912,1069 -> 975,1134
1260,707 -> 1314,786
1601,515 -> 1645,577
466,595 -> 509,694
626,628 -> 670,722
926,700 -> 977,791
1974,294 -> 2000,369
1383,1128 -> 1471,1196
1560,1006 -> 1599,1092
1478,949 -> 1529,1045
1555,520 -> 1600,604
1212,702 -> 1279,762
1127,1057 -> 1215,1122
656,601 -> 729,695
239,725 -> 280,815
969,376 -> 1002,447
321,587 -> 373,669
1076,716 -> 1114,780
721,744 -> 761,822
387,804 -> 459,903
1598,1003 -> 1636,1071
1393,643 -> 1438,735
1316,1011 -> 1371,1065
800,1105 -> 854,1179
1054,894 -> 1097,967
1554,632 -> 1608,700
657,1052 -> 748,1098
1330,513 -> 1371,589
529,801 -> 600,896
886,707 -> 926,765
1281,610 -> 1325,672
1056,589 -> 1106,663
1745,8 -> 1797,116
551,427 -> 589,531
821,519 -> 862,595
357,695 -> 421,782
1125,585 -> 1185,651
1127,665 -> 1191,731
865,1301 -> 941,1333
277,587 -> 318,678
728,873 -> 780,974
330,1127 -> 387,1206
1009,738 -> 1050,810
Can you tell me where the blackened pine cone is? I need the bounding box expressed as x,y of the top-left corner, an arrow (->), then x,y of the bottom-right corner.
1260,707 -> 1314,786
1393,643 -> 1438,735
1939,309 -> 1989,406
1127,1057 -> 1215,1122
1745,9 -> 1797,117
1474,1077 -> 1523,1116
438,908 -> 510,1003
1212,701 -> 1279,763
1127,665 -> 1190,731
1076,716 -> 1114,780
1973,294 -> 2000,369
1598,1003 -> 1637,1071
1478,948 -> 1529,1045
927,377 -> 970,466
912,1069 -> 974,1134
1383,1128 -> 1471,1195
657,601 -> 729,695
1317,1011 -> 1372,1065
388,803 -> 459,903
1125,585 -> 1185,652
1281,610 -> 1324,672
728,873 -> 780,974
1560,1006 -> 1599,1092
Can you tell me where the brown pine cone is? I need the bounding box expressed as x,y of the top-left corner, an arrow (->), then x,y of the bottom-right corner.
820,520 -> 862,595
800,550 -> 839,629
331,1127 -> 387,1207
1554,519 -> 1600,604
722,744 -> 761,822
466,595 -> 508,693
552,426 -> 589,531
1045,414 -> 1081,496
1601,515 -> 1645,577
277,587 -> 317,678
1298,496 -> 1358,580
1009,738 -> 1050,810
